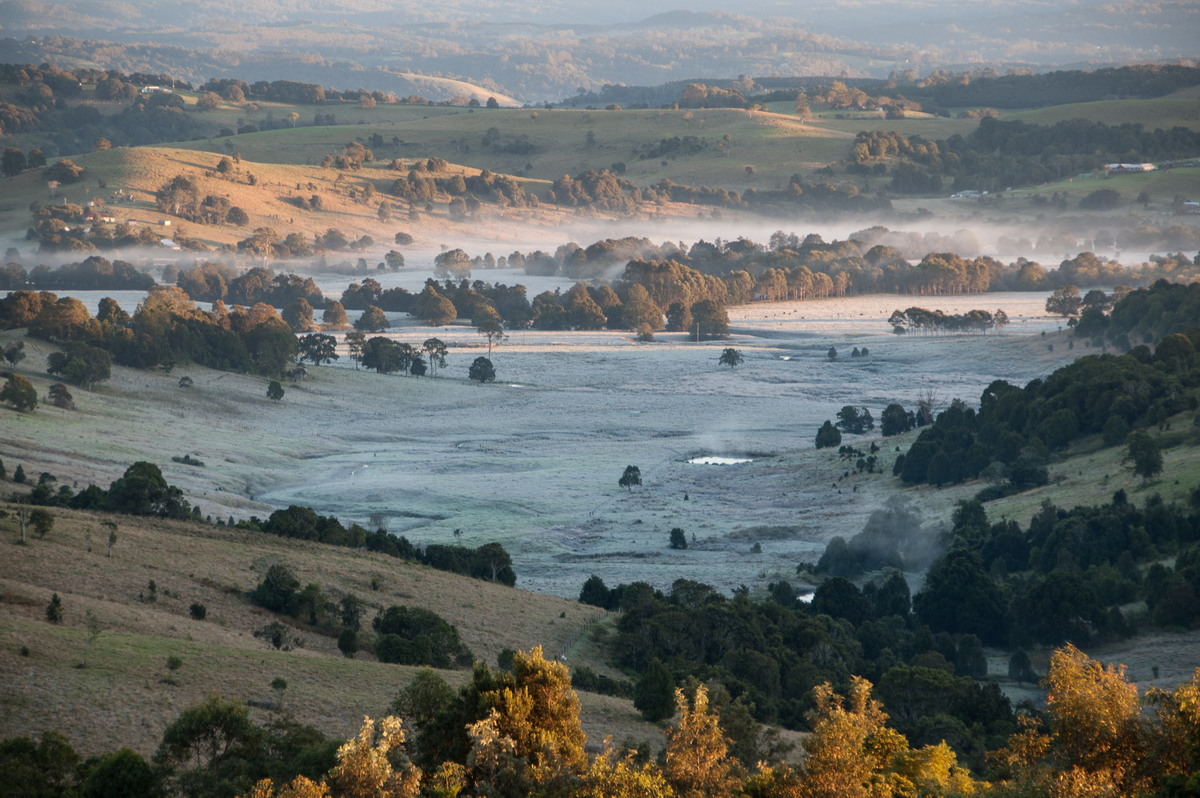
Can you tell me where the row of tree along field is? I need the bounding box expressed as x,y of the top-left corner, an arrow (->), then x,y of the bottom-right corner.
13,460 -> 518,589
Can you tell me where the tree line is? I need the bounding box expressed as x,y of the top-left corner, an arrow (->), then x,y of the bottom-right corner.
1,286 -> 299,376
856,115 -> 1200,194
8,641 -> 1198,797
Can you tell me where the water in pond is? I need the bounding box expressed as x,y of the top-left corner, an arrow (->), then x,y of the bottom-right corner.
687,456 -> 754,465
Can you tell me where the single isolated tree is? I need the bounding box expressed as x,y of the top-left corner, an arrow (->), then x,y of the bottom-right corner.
1124,431 -> 1163,480
669,527 -> 688,549
619,465 -> 641,491
422,338 -> 448,377
46,593 -> 63,623
30,508 -> 54,539
827,346 -> 838,360
468,356 -> 495,383
3,340 -> 25,367
267,380 -> 285,401
815,420 -> 842,449
718,348 -> 743,368
354,305 -> 390,333
473,304 -> 507,353
1,373 -> 37,412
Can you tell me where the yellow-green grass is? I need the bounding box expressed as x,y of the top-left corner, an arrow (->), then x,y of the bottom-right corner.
1008,166 -> 1200,204
173,107 -> 860,190
1006,87 -> 1200,130
979,422 -> 1200,530
0,144 -> 570,248
0,501 -> 663,758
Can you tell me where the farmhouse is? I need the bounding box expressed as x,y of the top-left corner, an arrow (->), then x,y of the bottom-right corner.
1104,162 -> 1157,173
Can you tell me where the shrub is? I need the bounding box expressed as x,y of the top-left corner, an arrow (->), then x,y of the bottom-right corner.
189,603 -> 207,620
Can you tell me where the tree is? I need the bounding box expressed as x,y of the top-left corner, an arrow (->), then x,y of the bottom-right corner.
2,147 -> 27,177
799,677 -> 892,798
422,338 -> 447,377
1124,431 -> 1163,480
47,344 -> 111,389
880,403 -> 912,436
827,346 -> 838,360
3,340 -> 25,367
282,298 -> 315,332
718,348 -> 743,368
345,331 -> 366,369
298,333 -> 338,366
815,420 -> 841,449
45,593 -> 63,623
1046,285 -> 1083,316
434,248 -> 472,279
664,685 -> 740,798
669,527 -> 688,549
322,301 -> 349,330
619,465 -> 641,491
1,373 -> 37,412
691,299 -> 730,340
913,549 -> 1008,645
325,716 -> 420,798
1043,644 -> 1145,790
48,382 -> 74,409
106,462 -> 189,519
634,659 -> 675,722
474,304 -> 507,353
836,405 -> 875,435
354,305 -> 389,333
622,284 -> 663,331
83,747 -> 160,798
468,356 -> 495,383
30,508 -> 53,538
155,696 -> 263,796
267,380 -> 285,401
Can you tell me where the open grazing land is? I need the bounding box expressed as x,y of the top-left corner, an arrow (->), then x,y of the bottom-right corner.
3,291 -> 1079,597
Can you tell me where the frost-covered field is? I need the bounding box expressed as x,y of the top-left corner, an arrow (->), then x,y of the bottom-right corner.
4,292 -> 1080,598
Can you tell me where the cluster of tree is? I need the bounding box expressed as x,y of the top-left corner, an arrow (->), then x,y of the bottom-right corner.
859,115 -> 1200,194
1081,278 -> 1200,350
20,460 -> 193,519
373,605 -> 474,668
1,145 -> 46,176
895,281 -> 1198,488
911,492 -> 1200,646
0,64 -> 206,155
9,642 -> 1200,797
582,569 -> 1016,759
389,165 -> 535,210
154,175 -> 250,226
247,562 -> 366,653
547,169 -> 641,213
26,201 -> 168,253
896,341 -> 1193,488
0,255 -> 154,291
175,264 -> 324,308
238,504 -> 517,586
636,134 -> 709,159
901,63 -> 1200,110
1,286 -> 298,376
888,306 -> 1009,334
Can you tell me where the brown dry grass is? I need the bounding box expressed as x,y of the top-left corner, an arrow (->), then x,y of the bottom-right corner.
0,502 -> 667,757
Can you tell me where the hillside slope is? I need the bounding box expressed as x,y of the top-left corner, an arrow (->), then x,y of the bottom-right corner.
0,501 -> 658,758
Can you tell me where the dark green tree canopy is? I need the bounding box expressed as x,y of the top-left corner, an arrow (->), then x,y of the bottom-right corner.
468,356 -> 495,383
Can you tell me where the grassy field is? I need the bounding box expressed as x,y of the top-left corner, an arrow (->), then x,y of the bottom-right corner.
1006,85 -> 1200,130
0,500 -> 659,758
